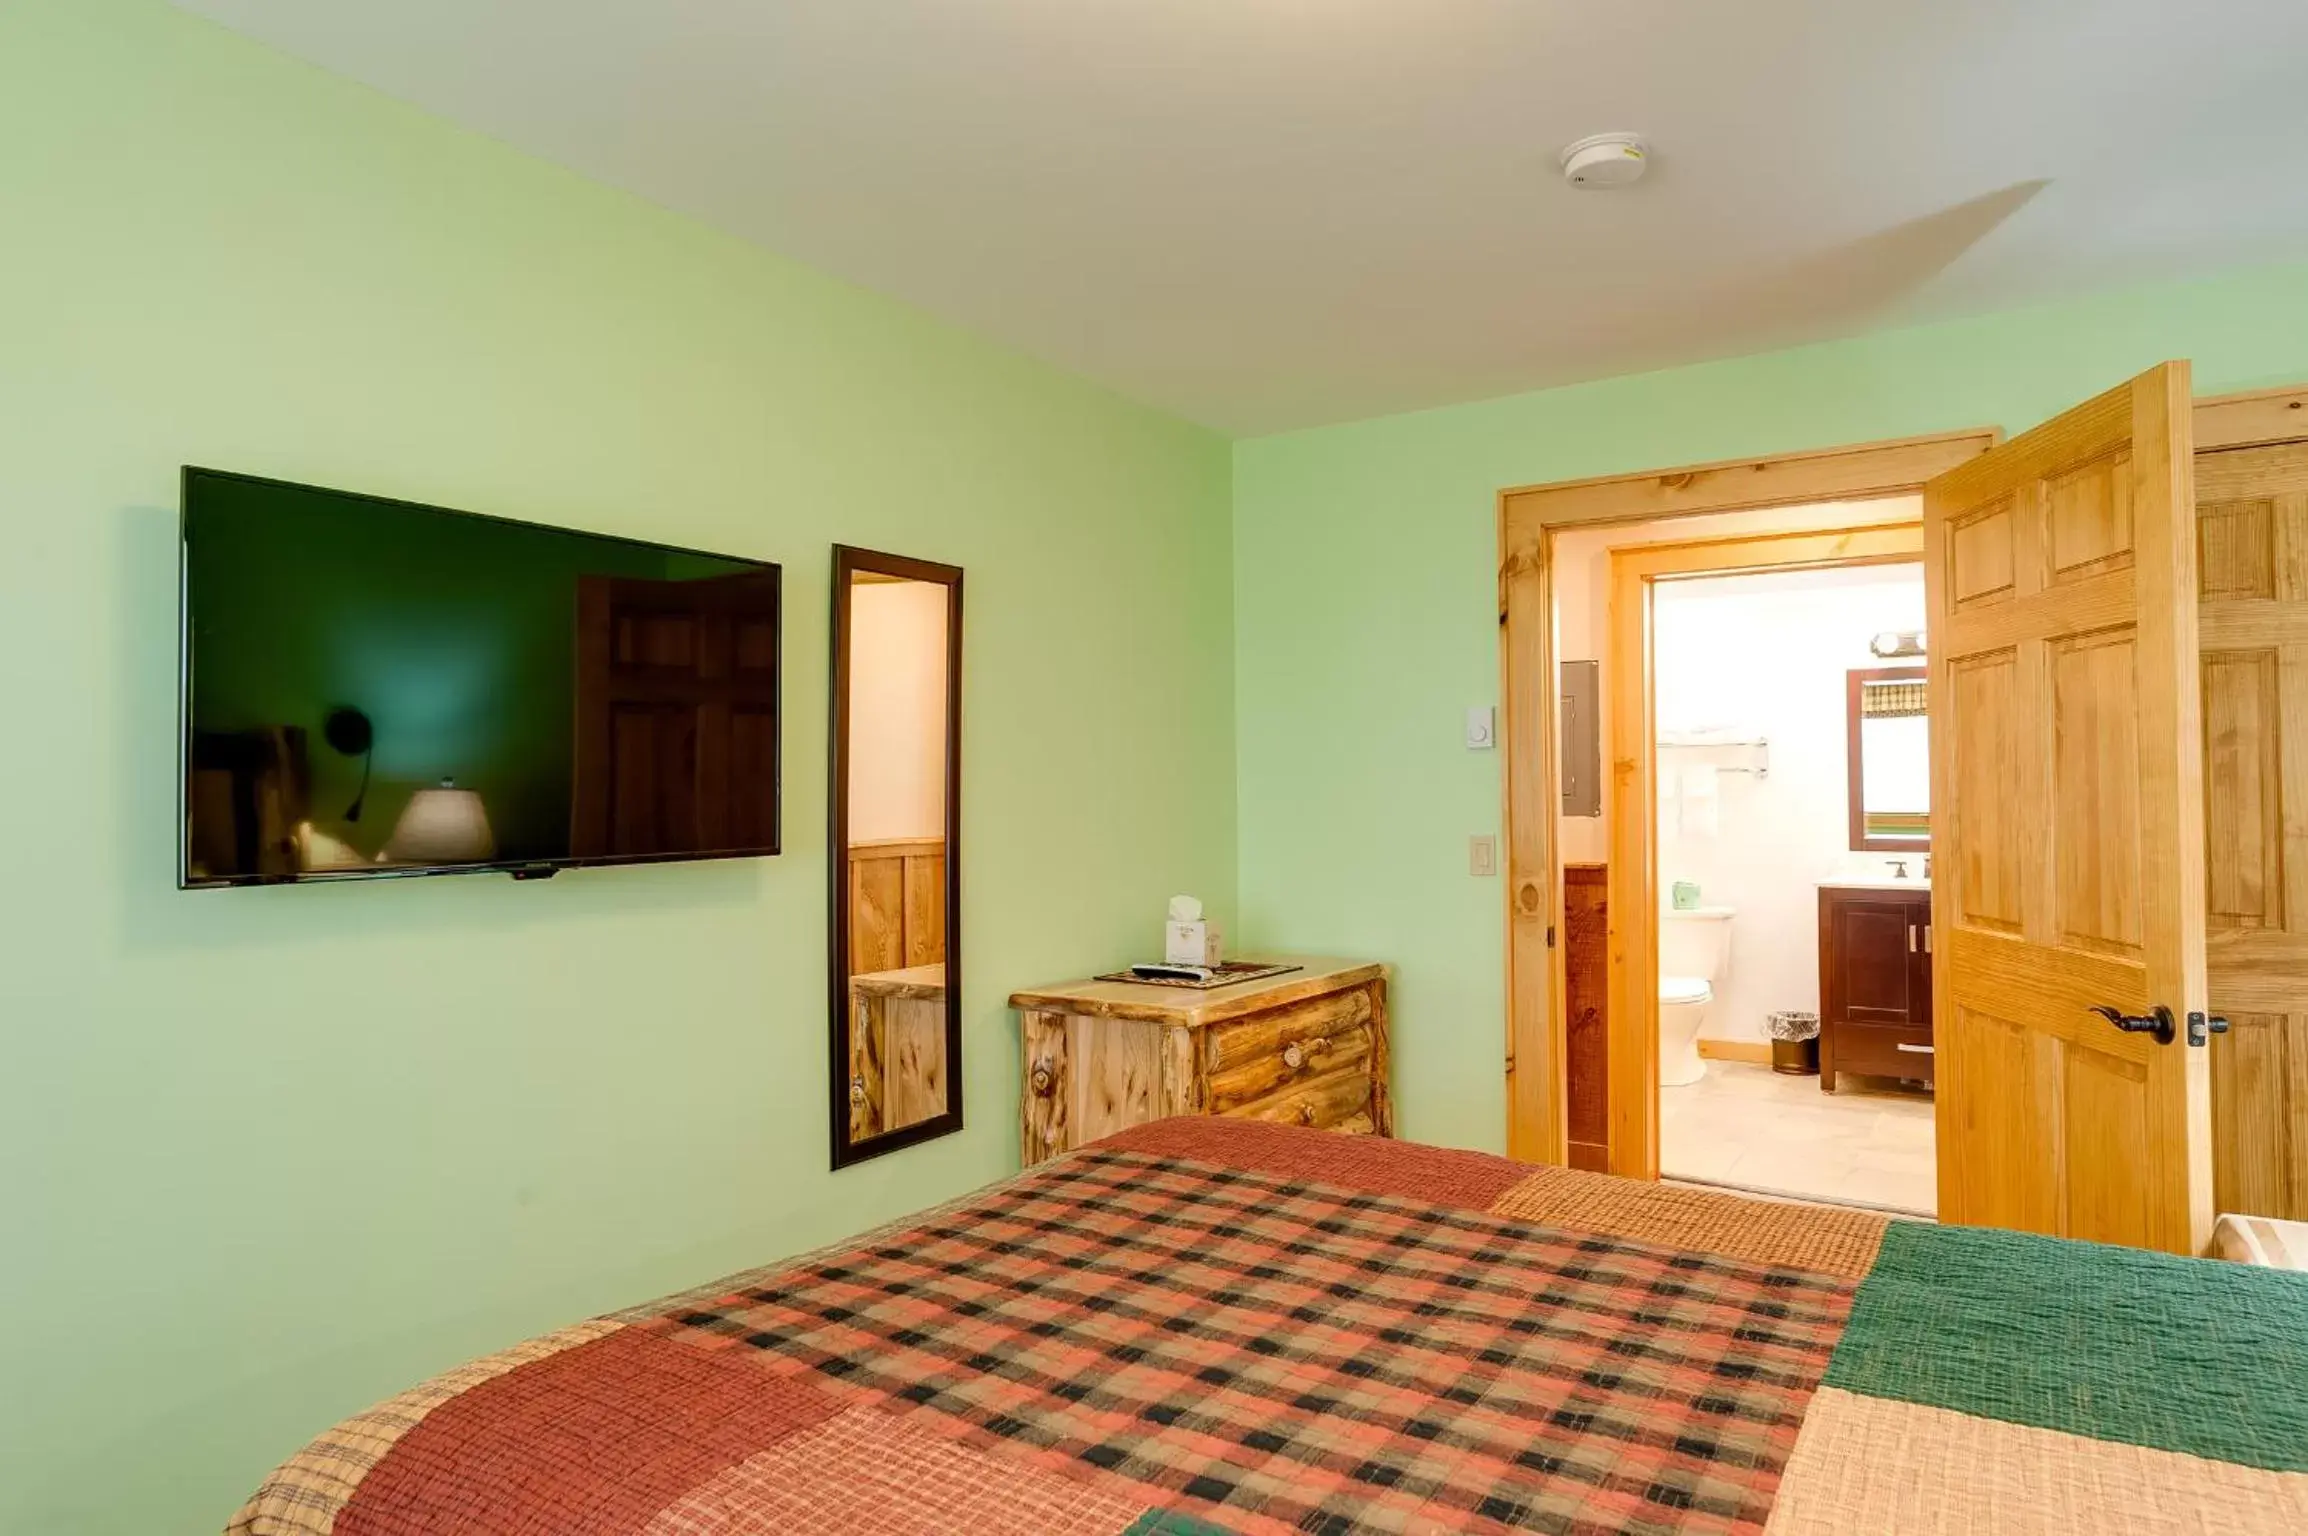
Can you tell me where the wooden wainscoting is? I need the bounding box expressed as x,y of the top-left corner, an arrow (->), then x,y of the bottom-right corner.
1563,864 -> 1610,1171
849,837 -> 947,973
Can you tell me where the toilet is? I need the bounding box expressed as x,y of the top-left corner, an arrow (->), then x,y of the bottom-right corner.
1659,905 -> 1736,1087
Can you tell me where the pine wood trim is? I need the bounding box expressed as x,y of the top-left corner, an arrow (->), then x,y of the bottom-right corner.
1499,489 -> 1560,1162
1500,429 -> 2001,530
1498,431 -> 1997,1177
2195,384 -> 2308,452
847,836 -> 946,859
1698,1039 -> 1773,1065
1606,522 -> 1924,1179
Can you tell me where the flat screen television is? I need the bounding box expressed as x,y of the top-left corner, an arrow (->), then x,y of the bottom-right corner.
180,467 -> 781,888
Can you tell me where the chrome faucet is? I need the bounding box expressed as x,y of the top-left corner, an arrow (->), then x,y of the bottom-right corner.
1889,859 -> 1909,879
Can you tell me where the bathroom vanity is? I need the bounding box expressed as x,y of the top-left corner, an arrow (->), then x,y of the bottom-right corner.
1816,881 -> 1934,1092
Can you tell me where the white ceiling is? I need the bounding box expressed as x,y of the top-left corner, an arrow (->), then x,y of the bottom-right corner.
175,1 -> 2308,435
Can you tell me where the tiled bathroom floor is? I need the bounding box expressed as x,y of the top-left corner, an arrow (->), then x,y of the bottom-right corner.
1659,1060 -> 1935,1215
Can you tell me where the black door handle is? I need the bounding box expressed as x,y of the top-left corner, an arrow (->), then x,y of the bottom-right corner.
2187,1011 -> 2231,1048
2091,1004 -> 2176,1046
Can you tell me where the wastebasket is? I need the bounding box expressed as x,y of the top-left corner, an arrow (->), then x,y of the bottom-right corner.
1766,1010 -> 1820,1076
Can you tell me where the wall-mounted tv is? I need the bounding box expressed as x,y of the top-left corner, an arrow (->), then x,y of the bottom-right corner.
180,468 -> 781,888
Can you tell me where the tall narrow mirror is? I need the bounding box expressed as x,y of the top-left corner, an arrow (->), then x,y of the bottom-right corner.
829,546 -> 962,1167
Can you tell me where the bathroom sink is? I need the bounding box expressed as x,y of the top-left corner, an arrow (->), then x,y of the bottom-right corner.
1817,877 -> 1931,891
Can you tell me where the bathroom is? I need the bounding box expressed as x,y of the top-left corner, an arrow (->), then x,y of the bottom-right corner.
1648,558 -> 1936,1214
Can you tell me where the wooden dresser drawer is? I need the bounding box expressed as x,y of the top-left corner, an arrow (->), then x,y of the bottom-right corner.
1831,1022 -> 1936,1081
1204,987 -> 1373,1073
1207,1026 -> 1373,1112
1207,1009 -> 1374,1113
1222,1066 -> 1375,1134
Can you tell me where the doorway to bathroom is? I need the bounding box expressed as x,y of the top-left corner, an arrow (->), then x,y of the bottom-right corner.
1496,427 -> 2000,1194
1543,507 -> 1941,1216
1643,556 -> 1937,1214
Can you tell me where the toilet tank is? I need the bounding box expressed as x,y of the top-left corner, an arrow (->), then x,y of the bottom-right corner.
1660,905 -> 1736,981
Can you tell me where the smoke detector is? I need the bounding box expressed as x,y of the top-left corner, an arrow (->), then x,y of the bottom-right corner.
1561,133 -> 1649,189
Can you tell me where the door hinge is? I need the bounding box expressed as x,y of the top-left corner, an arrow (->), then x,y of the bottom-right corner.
1546,925 -> 1556,947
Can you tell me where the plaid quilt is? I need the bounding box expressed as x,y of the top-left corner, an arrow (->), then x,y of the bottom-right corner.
232,1118 -> 2308,1535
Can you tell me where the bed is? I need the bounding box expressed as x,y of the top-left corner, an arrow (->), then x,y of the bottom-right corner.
232,1117 -> 2308,1535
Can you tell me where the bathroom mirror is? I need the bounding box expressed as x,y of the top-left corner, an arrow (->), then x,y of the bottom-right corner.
1847,665 -> 1929,852
829,546 -> 962,1169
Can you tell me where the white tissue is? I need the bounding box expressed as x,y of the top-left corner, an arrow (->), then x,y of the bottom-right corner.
1167,894 -> 1203,923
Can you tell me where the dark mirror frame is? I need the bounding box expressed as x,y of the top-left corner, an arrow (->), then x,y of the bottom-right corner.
1846,664 -> 1929,853
828,545 -> 964,1170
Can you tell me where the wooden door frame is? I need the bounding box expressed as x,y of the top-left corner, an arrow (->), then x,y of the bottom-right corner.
2196,383 -> 2308,452
1608,523 -> 1926,1179
1499,430 -> 2001,1166
1499,386 -> 2308,1179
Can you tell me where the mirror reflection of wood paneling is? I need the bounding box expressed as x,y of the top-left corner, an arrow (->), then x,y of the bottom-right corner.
847,838 -> 944,973
829,549 -> 964,1168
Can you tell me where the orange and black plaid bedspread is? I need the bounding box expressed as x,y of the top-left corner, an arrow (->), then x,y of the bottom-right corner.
233,1118 -> 2308,1535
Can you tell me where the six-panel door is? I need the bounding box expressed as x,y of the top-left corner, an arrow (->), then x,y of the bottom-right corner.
1925,362 -> 2213,1255
2197,434 -> 2308,1219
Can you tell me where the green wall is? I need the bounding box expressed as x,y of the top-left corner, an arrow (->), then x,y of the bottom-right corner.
0,3 -> 1233,1530
18,3 -> 2308,1531
1232,259 -> 2308,1156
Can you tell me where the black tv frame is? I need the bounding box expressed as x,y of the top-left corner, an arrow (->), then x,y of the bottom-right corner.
177,466 -> 782,889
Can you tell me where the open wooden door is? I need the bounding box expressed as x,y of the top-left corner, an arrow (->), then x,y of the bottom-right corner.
1926,362 -> 2215,1254
2194,403 -> 2308,1219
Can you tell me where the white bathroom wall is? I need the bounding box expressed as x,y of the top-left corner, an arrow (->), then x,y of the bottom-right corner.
1652,563 -> 1928,1044
1551,497 -> 1920,864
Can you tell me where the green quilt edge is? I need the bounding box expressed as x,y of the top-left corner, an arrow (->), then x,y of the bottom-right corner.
1825,1220 -> 2308,1473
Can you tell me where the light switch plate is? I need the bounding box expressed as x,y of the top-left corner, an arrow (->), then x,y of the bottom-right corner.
1465,705 -> 1496,750
1469,834 -> 1498,876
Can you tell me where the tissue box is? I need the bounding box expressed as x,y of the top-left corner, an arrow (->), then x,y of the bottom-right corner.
1164,920 -> 1223,966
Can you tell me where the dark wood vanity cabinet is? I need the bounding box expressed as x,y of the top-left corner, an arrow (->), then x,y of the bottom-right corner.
1818,886 -> 1934,1092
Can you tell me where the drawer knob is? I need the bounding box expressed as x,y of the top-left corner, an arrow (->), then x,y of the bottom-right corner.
1281,1035 -> 1329,1072
1029,1058 -> 1055,1096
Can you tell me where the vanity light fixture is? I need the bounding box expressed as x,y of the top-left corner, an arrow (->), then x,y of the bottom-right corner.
1869,630 -> 1926,659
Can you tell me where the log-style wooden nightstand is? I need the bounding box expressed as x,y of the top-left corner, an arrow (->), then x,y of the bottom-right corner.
1009,957 -> 1390,1165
